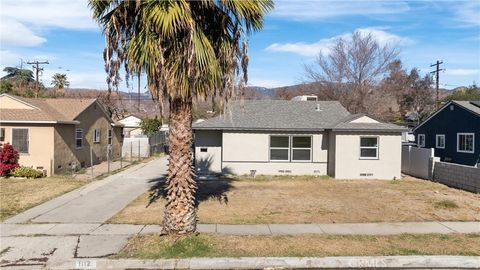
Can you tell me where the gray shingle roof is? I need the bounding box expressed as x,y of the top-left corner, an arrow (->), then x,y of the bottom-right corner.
193,100 -> 406,132
452,100 -> 480,116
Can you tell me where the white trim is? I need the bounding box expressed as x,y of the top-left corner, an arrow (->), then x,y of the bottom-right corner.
457,133 -> 475,153
108,129 -> 113,145
11,128 -> 29,154
417,134 -> 426,147
0,120 -> 79,124
359,136 -> 379,160
435,134 -> 445,149
75,128 -> 83,149
291,135 -> 312,162
0,127 -> 5,142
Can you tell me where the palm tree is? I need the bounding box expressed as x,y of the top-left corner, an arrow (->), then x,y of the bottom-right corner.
51,73 -> 70,95
89,0 -> 273,234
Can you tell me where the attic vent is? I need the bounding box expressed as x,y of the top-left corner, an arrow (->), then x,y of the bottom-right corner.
450,105 -> 454,111
315,104 -> 321,111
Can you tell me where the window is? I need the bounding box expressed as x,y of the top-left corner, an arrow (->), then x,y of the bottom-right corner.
457,133 -> 474,153
12,128 -> 28,153
75,129 -> 83,149
436,134 -> 445,149
418,134 -> 425,147
0,128 -> 4,142
107,129 -> 113,145
93,129 -> 101,143
360,137 -> 378,159
269,136 -> 290,161
291,136 -> 312,161
200,147 -> 207,152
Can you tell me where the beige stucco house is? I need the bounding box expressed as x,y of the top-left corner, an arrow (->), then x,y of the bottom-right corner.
193,100 -> 406,180
0,94 -> 123,176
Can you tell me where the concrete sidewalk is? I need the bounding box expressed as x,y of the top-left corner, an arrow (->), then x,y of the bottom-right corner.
3,156 -> 168,224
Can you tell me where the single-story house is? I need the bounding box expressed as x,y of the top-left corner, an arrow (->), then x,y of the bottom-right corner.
193,100 -> 406,179
0,94 -> 123,176
413,100 -> 480,166
118,114 -> 143,137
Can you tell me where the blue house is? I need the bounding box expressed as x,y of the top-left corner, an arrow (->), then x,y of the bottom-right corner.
414,100 -> 480,166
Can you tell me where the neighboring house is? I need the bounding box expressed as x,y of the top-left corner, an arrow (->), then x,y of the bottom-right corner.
413,100 -> 480,166
193,100 -> 406,179
118,114 -> 143,137
0,94 -> 123,176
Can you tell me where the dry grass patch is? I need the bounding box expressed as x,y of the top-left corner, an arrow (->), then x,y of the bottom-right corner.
115,233 -> 480,258
110,175 -> 480,224
0,177 -> 90,221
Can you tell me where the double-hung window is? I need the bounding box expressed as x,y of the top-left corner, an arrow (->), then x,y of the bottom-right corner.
93,129 -> 101,143
12,128 -> 29,153
269,136 -> 290,161
457,133 -> 474,153
108,129 -> 113,145
417,134 -> 425,147
360,136 -> 378,159
291,136 -> 312,161
436,134 -> 445,149
75,129 -> 83,149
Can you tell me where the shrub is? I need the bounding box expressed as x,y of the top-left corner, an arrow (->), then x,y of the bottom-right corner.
11,166 -> 44,179
0,143 -> 20,177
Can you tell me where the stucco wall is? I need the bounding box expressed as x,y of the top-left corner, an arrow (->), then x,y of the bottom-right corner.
53,102 -> 122,173
333,132 -> 402,180
0,95 -> 35,109
1,124 -> 55,176
194,130 -> 222,173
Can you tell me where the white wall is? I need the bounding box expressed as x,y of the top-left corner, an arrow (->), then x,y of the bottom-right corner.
401,145 -> 435,179
333,132 -> 402,180
194,130 -> 222,173
122,137 -> 150,158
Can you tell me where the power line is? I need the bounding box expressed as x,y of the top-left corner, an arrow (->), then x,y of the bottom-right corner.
430,60 -> 445,109
27,60 -> 49,98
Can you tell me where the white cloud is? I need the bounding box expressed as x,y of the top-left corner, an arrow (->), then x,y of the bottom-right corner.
272,1 -> 410,21
0,19 -> 46,47
247,78 -> 288,88
453,1 -> 480,26
0,0 -> 96,47
41,69 -> 108,89
444,69 -> 480,76
266,27 -> 413,57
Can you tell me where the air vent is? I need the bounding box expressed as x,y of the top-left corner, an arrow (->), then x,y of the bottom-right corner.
315,104 -> 321,111
360,173 -> 373,177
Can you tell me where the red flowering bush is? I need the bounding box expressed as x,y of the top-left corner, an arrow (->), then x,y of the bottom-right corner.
0,143 -> 20,177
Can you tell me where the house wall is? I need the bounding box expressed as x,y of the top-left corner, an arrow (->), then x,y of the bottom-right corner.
414,102 -> 480,166
1,124 -> 55,176
194,130 -> 222,173
53,102 -> 122,173
221,131 -> 328,175
333,131 -> 402,180
0,95 -> 35,109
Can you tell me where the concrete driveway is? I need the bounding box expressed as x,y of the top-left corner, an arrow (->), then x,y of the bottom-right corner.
4,156 -> 168,224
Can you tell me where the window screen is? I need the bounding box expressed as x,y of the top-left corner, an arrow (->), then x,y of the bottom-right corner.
12,128 -> 29,153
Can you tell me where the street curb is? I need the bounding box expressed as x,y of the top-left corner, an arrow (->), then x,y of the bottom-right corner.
49,256 -> 480,269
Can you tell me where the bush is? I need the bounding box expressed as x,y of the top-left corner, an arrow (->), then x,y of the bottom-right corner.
0,143 -> 20,177
11,166 -> 44,179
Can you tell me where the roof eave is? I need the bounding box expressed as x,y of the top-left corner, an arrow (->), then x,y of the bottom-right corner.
193,126 -> 325,132
0,120 -> 80,125
332,128 -> 407,132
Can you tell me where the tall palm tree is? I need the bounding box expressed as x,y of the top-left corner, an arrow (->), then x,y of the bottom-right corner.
89,0 -> 273,234
51,73 -> 70,95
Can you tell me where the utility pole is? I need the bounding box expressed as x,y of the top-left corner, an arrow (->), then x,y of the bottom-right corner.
137,72 -> 141,112
27,60 -> 49,98
430,60 -> 445,109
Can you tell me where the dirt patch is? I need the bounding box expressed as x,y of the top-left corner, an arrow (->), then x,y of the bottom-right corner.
109,176 -> 480,224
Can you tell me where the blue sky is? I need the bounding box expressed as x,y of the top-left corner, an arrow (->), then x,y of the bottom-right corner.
0,0 -> 479,91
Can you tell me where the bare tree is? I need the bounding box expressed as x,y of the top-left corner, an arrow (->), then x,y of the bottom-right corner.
305,30 -> 399,113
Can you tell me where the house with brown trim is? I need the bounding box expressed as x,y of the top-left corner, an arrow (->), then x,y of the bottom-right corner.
0,94 -> 123,176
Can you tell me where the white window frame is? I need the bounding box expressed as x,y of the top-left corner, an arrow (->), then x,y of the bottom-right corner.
0,128 -> 5,142
436,134 -> 445,149
11,128 -> 29,154
457,133 -> 474,153
75,128 -> 83,149
291,136 -> 312,162
269,135 -> 290,162
93,128 -> 101,143
359,136 -> 379,160
418,134 -> 425,147
107,129 -> 113,145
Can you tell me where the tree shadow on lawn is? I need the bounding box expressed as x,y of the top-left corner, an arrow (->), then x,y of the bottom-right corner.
147,175 -> 234,208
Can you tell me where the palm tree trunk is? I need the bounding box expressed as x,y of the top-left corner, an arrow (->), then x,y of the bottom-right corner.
162,98 -> 197,234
